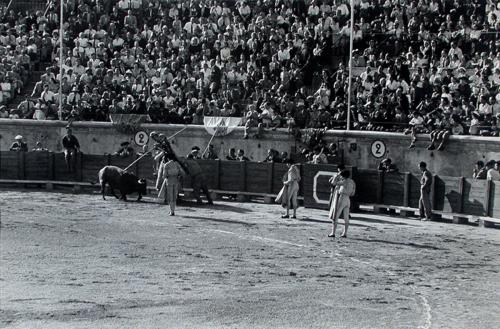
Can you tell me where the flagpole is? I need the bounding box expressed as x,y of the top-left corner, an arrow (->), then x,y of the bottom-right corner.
58,0 -> 63,121
346,0 -> 354,131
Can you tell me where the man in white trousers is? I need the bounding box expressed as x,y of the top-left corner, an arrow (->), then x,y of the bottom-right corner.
328,169 -> 356,238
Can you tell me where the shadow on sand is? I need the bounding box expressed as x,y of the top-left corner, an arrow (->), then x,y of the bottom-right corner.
298,217 -> 376,228
350,237 -> 444,250
181,215 -> 255,227
178,201 -> 253,214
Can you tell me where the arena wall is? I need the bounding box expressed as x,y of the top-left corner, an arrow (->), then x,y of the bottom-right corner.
0,119 -> 498,177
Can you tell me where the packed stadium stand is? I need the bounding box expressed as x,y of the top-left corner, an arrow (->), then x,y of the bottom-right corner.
1,0 -> 499,136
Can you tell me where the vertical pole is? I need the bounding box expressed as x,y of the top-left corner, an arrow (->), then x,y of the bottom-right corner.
458,176 -> 464,213
215,159 -> 221,190
377,171 -> 384,204
49,152 -> 55,180
77,152 -> 83,181
58,0 -> 64,120
134,154 -> 140,176
346,0 -> 354,131
241,161 -> 246,192
19,151 -> 26,180
485,179 -> 492,217
430,175 -> 436,210
403,172 -> 410,207
267,162 -> 273,194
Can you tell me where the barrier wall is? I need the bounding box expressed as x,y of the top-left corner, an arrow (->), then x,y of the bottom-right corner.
2,151 -> 499,219
0,119 -> 499,177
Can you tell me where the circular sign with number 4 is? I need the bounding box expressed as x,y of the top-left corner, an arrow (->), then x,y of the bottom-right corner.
371,140 -> 386,158
134,131 -> 149,146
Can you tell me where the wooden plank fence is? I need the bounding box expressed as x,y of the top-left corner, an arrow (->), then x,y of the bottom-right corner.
1,151 -> 500,220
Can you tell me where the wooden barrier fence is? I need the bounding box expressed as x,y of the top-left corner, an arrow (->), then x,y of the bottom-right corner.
1,152 -> 500,220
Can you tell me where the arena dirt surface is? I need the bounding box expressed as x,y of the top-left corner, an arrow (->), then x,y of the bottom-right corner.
1,189 -> 499,329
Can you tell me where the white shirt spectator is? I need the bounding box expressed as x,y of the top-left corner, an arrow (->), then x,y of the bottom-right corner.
239,4 -> 251,18
33,108 -> 46,120
41,89 -> 55,103
478,102 -> 493,115
210,4 -> 223,16
277,47 -> 290,62
308,4 -> 320,16
183,21 -> 199,34
336,3 -> 350,16
112,37 -> 124,49
169,7 -> 179,19
220,46 -> 231,62
448,45 -> 464,61
487,168 -> 500,181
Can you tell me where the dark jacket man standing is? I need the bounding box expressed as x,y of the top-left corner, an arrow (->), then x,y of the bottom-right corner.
419,161 -> 433,221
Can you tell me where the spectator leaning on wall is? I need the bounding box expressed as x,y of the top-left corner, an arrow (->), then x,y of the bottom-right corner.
473,160 -> 488,179
9,135 -> 28,152
378,158 -> 398,173
62,126 -> 80,173
486,161 -> 500,181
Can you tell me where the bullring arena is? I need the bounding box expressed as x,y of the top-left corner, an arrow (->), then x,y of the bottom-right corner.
1,0 -> 500,327
1,189 -> 500,329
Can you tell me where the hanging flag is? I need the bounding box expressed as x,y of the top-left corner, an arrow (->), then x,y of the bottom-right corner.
203,116 -> 242,136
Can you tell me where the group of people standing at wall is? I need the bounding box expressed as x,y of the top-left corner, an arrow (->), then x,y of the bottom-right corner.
473,159 -> 500,181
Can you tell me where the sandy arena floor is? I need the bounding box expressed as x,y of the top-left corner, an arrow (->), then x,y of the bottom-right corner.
1,189 -> 499,329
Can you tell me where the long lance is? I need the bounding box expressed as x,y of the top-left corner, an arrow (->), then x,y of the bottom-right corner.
202,120 -> 224,158
123,149 -> 153,172
123,126 -> 188,172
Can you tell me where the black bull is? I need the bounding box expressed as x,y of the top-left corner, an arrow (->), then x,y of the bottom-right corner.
98,166 -> 147,201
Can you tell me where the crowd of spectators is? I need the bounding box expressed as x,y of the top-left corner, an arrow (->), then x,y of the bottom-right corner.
0,5 -> 33,118
1,0 -> 499,138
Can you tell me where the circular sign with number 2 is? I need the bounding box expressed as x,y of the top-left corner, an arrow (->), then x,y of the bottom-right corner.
134,131 -> 149,146
371,140 -> 386,159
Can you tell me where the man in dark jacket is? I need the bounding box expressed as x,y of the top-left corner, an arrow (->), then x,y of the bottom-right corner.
62,126 -> 80,172
419,161 -> 433,221
182,156 -> 213,205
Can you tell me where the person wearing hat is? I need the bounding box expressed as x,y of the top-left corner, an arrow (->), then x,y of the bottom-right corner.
10,135 -> 28,152
378,158 -> 398,173
114,141 -> 135,157
187,146 -> 201,160
0,105 -> 9,118
62,126 -> 80,173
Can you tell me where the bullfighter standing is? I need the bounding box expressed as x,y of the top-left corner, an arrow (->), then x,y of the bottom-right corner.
328,170 -> 356,238
156,153 -> 185,216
